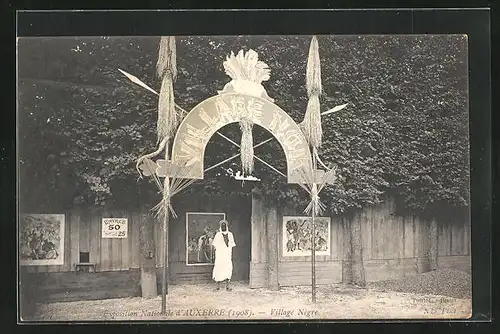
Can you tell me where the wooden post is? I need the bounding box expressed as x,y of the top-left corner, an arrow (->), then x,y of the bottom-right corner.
266,201 -> 279,290
161,143 -> 170,315
311,148 -> 317,303
139,212 -> 157,298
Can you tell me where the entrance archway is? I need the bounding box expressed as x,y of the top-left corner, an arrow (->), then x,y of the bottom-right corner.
170,92 -> 314,289
171,93 -> 313,184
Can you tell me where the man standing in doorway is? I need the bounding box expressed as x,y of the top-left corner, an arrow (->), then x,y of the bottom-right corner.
212,219 -> 236,291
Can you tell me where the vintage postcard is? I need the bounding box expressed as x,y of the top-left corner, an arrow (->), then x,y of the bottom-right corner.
18,33 -> 472,321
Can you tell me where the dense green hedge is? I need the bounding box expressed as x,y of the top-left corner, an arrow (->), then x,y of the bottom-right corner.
18,35 -> 469,216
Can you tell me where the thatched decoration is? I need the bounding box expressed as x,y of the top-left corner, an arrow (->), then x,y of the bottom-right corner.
156,36 -> 179,143
157,36 -> 177,80
157,75 -> 177,142
301,36 -> 324,150
306,36 -> 322,97
239,117 -> 254,175
302,95 -> 323,149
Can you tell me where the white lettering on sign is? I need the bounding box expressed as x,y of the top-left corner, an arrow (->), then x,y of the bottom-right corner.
170,93 -> 314,184
246,98 -> 264,123
102,218 -> 128,238
215,97 -> 238,124
199,108 -> 220,129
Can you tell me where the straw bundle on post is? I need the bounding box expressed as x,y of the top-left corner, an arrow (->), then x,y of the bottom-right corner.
240,117 -> 254,175
156,36 -> 178,314
302,36 -> 323,150
156,36 -> 178,143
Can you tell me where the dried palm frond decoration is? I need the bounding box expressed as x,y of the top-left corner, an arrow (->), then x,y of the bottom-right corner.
300,36 -> 323,150
134,36 -> 195,222
296,165 -> 338,216
149,160 -> 199,220
156,36 -> 179,143
239,117 -> 255,174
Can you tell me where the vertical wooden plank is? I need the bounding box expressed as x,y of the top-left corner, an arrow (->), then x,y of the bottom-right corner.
109,218 -> 117,271
392,209 -> 404,260
418,217 -> 430,258
170,213 -> 182,263
62,211 -> 72,272
251,193 -> 262,263
89,209 -> 101,270
342,217 -> 350,262
371,208 -> 381,259
108,211 -> 115,271
130,211 -> 141,269
361,209 -> 372,260
121,210 -> 131,270
70,210 -> 80,271
461,220 -> 468,256
464,219 -> 471,256
100,210 -> 110,272
154,216 -> 162,268
178,211 -> 184,263
110,210 -> 123,271
330,217 -> 339,260
79,210 -> 90,253
383,202 -> 393,259
404,216 -> 414,258
450,222 -> 462,255
414,215 -> 419,257
438,221 -> 451,256
336,215 -> 343,261
266,203 -> 279,290
109,220 -> 115,270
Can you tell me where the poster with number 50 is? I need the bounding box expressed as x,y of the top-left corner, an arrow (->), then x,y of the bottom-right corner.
102,218 -> 128,238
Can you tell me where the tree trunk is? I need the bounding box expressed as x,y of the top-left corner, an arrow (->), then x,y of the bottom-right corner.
266,201 -> 279,291
139,212 -> 158,298
428,219 -> 439,271
348,215 -> 366,287
341,218 -> 353,284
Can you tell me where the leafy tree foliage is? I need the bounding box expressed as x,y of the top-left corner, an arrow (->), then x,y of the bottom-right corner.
18,35 -> 468,217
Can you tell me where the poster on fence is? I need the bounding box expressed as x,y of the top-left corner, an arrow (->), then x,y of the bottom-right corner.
186,212 -> 225,265
102,218 -> 128,238
282,216 -> 331,257
19,214 -> 65,266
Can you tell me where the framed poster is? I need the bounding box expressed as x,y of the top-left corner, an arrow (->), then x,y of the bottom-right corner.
186,212 -> 225,266
282,216 -> 331,257
102,218 -> 128,238
19,214 -> 65,266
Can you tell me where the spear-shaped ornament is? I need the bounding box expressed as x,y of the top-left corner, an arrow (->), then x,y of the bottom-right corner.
156,36 -> 178,316
300,35 -> 324,304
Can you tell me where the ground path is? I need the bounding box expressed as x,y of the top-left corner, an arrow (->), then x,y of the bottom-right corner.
31,279 -> 471,321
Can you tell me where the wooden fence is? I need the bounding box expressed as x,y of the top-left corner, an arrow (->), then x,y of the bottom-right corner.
250,198 -> 471,287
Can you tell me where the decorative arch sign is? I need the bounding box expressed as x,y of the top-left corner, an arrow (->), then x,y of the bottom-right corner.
171,93 -> 313,184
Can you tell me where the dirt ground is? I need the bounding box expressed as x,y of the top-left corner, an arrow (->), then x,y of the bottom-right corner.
28,282 -> 472,321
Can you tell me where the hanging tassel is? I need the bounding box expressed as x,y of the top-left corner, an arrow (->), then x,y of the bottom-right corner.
156,36 -> 178,143
239,118 -> 254,175
301,36 -> 323,150
157,75 -> 177,142
302,95 -> 323,149
306,36 -> 322,97
157,36 -> 177,80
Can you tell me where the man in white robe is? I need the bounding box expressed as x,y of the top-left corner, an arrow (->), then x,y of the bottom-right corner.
212,220 -> 236,291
